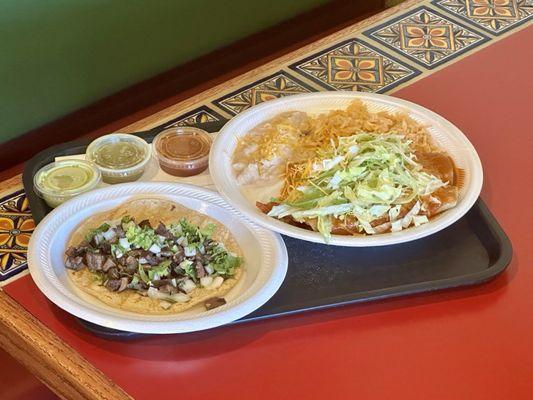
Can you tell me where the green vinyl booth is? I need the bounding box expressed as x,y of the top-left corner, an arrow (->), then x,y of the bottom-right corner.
0,0 -> 329,144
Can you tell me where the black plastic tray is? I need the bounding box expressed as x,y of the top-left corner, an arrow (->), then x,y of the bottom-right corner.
22,133 -> 512,339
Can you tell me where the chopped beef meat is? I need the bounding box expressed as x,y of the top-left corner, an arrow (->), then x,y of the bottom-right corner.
85,252 -> 106,271
114,226 -> 125,238
107,267 -> 120,280
118,277 -> 129,292
158,284 -> 178,295
129,280 -> 149,291
171,246 -> 184,263
89,236 -> 100,248
101,257 -> 116,272
204,297 -> 226,310
98,242 -> 112,254
139,219 -> 152,229
124,256 -> 138,274
194,253 -> 206,263
151,279 -> 174,288
127,249 -> 143,258
144,253 -> 160,266
170,262 -> 185,277
195,260 -> 206,278
65,246 -> 80,257
155,222 -> 173,239
105,279 -> 122,291
159,246 -> 173,257
65,256 -> 85,271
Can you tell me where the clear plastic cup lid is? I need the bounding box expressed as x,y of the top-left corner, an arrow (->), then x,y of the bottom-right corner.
152,127 -> 212,168
86,133 -> 151,176
33,159 -> 101,198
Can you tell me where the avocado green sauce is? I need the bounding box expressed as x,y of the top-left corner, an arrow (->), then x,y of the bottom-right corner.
34,160 -> 100,208
40,164 -> 95,192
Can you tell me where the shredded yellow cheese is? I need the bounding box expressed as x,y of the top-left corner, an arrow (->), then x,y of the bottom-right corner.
233,100 -> 437,196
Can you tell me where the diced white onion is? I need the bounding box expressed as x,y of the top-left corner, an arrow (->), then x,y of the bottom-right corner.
209,276 -> 224,289
204,265 -> 214,275
184,246 -> 196,257
119,237 -> 131,250
102,229 -> 116,241
200,276 -> 213,287
147,287 -> 190,303
149,243 -> 161,254
180,279 -> 196,293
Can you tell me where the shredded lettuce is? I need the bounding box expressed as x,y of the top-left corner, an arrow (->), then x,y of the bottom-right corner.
85,223 -> 110,242
200,223 -> 216,237
148,260 -> 171,281
275,132 -> 446,239
211,253 -> 242,277
138,264 -> 150,284
179,260 -> 196,281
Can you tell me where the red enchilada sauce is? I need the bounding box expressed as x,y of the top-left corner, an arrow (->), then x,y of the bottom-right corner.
153,128 -> 212,176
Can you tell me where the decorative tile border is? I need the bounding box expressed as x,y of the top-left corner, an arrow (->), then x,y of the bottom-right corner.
433,0 -> 532,35
157,105 -> 228,133
364,6 -> 490,69
212,71 -> 317,116
0,190 -> 33,282
289,38 -> 421,92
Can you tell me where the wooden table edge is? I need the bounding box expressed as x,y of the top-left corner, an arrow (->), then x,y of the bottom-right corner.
0,290 -> 132,400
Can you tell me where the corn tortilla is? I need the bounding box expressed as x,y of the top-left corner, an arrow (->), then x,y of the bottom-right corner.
67,198 -> 243,314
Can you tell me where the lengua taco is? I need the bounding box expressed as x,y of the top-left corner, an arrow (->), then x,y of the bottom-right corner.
64,198 -> 243,314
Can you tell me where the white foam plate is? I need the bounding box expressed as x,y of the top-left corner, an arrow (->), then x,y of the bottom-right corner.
210,92 -> 483,247
27,182 -> 288,334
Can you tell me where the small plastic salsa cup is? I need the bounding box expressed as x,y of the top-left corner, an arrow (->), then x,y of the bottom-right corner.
152,127 -> 212,176
33,159 -> 101,208
86,133 -> 151,183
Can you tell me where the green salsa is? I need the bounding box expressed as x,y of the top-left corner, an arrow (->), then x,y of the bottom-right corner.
92,141 -> 145,169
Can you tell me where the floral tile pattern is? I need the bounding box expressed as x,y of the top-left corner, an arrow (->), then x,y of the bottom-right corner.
365,6 -> 489,68
212,71 -> 316,116
158,105 -> 228,133
289,39 -> 420,92
433,0 -> 533,35
0,190 -> 33,281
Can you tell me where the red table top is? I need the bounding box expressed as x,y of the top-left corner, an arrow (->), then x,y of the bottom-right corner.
5,24 -> 533,400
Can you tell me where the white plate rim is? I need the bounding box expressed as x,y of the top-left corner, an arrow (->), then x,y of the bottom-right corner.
210,91 -> 483,247
27,182 -> 288,334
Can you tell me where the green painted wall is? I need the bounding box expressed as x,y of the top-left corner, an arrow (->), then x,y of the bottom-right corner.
0,0 -> 327,143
